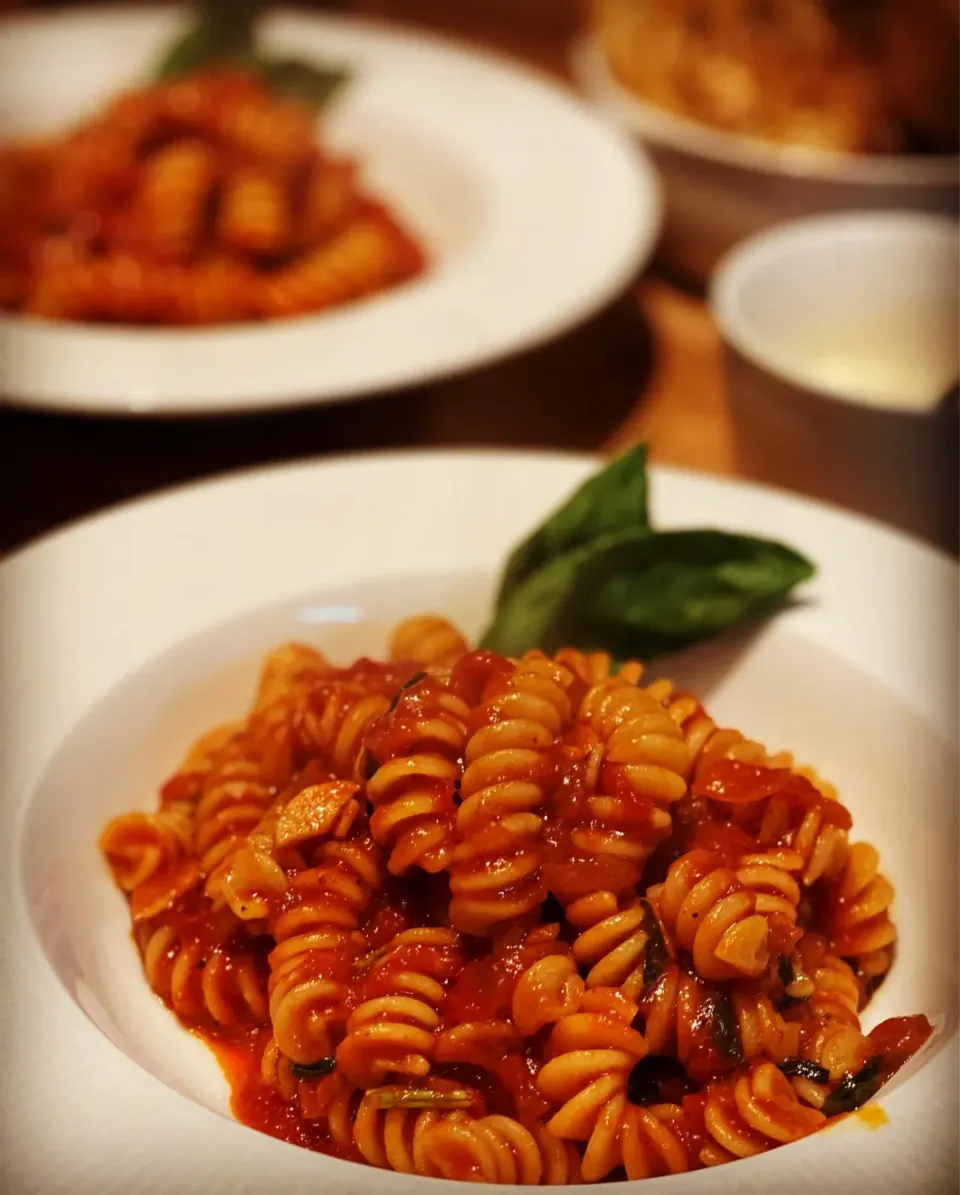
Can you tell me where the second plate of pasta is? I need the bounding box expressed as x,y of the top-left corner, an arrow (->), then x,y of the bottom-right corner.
0,6 -> 659,414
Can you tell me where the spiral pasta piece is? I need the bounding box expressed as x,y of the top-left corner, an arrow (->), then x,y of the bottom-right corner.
731,992 -> 801,1063
827,841 -> 897,959
27,251 -> 177,322
193,742 -> 274,876
638,962 -> 718,1065
638,956 -> 787,1091
99,801 -> 194,892
618,1102 -> 695,1180
241,641 -> 331,785
365,676 -> 471,875
800,1017 -> 872,1085
268,783 -> 383,1066
217,167 -> 289,257
755,771 -> 851,887
787,934 -> 871,1083
537,989 -> 647,1134
298,158 -> 359,246
299,681 -> 392,780
389,615 -> 470,669
419,1114 -> 582,1184
511,952 -> 585,1037
352,1093 -> 465,1174
551,648 -> 644,688
254,642 -> 330,709
206,766 -> 351,919
653,685 -> 770,779
172,256 -> 258,324
735,849 -> 804,933
136,920 -> 268,1029
576,678 -> 693,885
702,1062 -> 825,1162
337,927 -> 465,1088
566,892 -> 653,998
448,654 -> 575,935
206,88 -> 317,167
657,849 -> 776,980
537,988 -> 692,1182
135,140 -> 218,263
795,935 -> 861,1025
255,216 -> 418,319
260,1033 -> 352,1122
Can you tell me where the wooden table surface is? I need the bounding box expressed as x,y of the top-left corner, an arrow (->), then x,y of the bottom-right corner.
0,0 -> 776,553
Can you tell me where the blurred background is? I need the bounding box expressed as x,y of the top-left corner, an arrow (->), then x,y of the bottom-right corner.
1,0 -> 957,553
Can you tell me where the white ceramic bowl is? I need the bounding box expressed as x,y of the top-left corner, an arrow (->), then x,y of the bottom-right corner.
1,451 -> 957,1192
709,211 -> 959,547
572,34 -> 960,284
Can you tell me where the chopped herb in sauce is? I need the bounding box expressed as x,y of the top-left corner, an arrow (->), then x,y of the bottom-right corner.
774,954 -> 804,1011
361,749 -> 379,781
777,1058 -> 830,1084
822,1058 -> 883,1117
539,893 -> 566,927
640,900 -> 669,990
289,1057 -> 337,1080
367,1087 -> 473,1110
627,1056 -> 693,1106
710,992 -> 743,1063
388,671 -> 428,711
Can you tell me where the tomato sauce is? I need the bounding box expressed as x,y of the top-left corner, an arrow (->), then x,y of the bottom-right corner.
868,1014 -> 934,1081
201,1028 -> 348,1158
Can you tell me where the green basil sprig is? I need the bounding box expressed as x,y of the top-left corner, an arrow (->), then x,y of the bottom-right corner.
480,446 -> 815,660
155,1 -> 350,108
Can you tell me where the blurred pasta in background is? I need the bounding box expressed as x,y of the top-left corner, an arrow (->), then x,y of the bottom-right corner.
592,0 -> 960,155
0,66 -> 425,325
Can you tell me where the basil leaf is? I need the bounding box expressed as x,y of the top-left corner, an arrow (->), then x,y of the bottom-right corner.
289,1056 -> 336,1079
155,1 -> 265,80
260,57 -> 351,108
480,528 -> 640,656
481,527 -> 813,660
584,530 -> 815,644
154,2 -> 351,109
493,445 -> 651,610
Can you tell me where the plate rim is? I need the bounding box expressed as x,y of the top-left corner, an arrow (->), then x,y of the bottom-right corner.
0,6 -> 662,417
4,445 -> 957,574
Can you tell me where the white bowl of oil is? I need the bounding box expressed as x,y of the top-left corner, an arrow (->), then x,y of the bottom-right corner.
710,212 -> 959,548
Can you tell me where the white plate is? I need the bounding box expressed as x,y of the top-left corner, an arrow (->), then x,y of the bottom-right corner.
1,450 -> 957,1194
0,8 -> 659,416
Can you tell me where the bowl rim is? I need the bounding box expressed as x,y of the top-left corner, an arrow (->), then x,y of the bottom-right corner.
572,33 -> 960,187
708,210 -> 960,413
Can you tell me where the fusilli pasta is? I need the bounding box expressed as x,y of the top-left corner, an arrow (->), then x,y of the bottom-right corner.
100,617 -> 933,1183
1,67 -> 425,325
